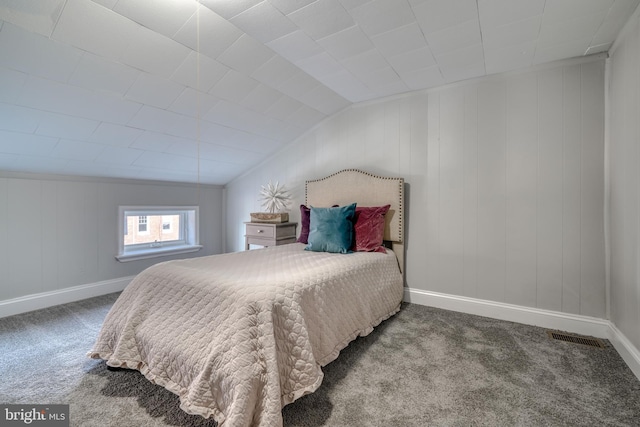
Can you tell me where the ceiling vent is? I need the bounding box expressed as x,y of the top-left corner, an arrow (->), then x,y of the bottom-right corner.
547,330 -> 606,349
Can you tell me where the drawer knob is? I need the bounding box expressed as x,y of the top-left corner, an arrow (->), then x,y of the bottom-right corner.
257,229 -> 263,233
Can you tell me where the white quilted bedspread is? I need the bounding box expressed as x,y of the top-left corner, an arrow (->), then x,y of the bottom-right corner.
88,243 -> 403,427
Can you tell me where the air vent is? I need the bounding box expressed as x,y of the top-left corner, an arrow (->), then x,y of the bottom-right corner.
547,330 -> 606,349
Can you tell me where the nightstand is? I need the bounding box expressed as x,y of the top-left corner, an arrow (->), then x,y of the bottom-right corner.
245,222 -> 297,250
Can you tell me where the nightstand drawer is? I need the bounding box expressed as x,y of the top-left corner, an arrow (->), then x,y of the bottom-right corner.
246,224 -> 275,238
244,222 -> 297,250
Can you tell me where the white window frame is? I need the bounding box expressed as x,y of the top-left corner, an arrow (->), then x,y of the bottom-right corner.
116,205 -> 202,262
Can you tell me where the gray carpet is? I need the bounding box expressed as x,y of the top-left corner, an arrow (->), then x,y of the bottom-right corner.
1,293 -> 639,426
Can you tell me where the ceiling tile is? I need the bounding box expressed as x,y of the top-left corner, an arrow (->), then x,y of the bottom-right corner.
200,123 -> 239,145
341,49 -> 389,75
166,115 -> 209,141
371,23 -> 428,57
199,143 -> 265,164
50,139 -> 104,161
127,106 -> 181,134
538,12 -> 609,48
0,0 -> 65,37
89,123 -> 144,147
350,0 -> 416,36
477,0 -> 545,29
240,83 -> 285,113
436,43 -> 486,83
94,145 -> 143,166
412,0 -> 478,34
398,65 -> 445,90
209,69 -> 260,103
133,150 -> 197,172
317,69 -> 374,102
0,104 -> 42,133
339,0 -> 374,10
131,131 -> 183,152
387,46 -> 437,74
204,100 -> 264,131
251,55 -> 300,89
51,0 -> 138,62
0,152 -> 20,170
120,25 -> 191,78
68,52 -> 139,95
113,0 -> 198,38
264,96 -> 305,121
287,0 -> 355,40
285,105 -> 326,129
0,130 -> 58,155
217,34 -> 276,75
275,71 -> 320,100
593,0 -> 640,45
0,22 -> 82,83
0,66 -> 27,104
165,140 -> 201,159
267,30 -> 324,62
91,0 -> 118,9
10,155 -> 71,175
543,0 -> 615,23
231,1 -> 298,43
356,66 -> 403,89
241,113 -> 286,140
481,15 -> 542,51
168,87 -> 220,118
269,0 -> 317,15
484,41 -> 536,74
36,112 -> 100,140
125,72 -> 185,109
19,76 -> 142,124
171,52 -> 229,92
295,52 -> 344,80
199,0 -> 263,20
296,84 -> 351,115
316,25 -> 374,61
173,7 -> 243,60
424,19 -> 482,55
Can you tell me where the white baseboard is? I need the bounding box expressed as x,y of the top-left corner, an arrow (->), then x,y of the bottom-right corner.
0,276 -> 135,319
404,287 -> 640,381
607,322 -> 640,380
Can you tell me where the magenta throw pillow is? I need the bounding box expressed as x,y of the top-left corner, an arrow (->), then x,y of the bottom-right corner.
352,205 -> 390,253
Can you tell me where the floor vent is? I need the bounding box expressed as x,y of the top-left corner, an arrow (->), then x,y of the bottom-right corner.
547,331 -> 606,349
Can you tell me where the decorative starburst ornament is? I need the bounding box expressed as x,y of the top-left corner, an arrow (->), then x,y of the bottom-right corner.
259,181 -> 291,213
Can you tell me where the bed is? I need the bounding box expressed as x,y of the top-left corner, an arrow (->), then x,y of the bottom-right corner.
88,169 -> 405,427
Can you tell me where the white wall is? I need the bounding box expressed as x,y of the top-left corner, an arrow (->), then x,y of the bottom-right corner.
608,8 -> 640,352
0,172 -> 223,306
226,56 -> 606,319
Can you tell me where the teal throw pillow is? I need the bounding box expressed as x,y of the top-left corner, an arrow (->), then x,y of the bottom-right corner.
305,203 -> 357,254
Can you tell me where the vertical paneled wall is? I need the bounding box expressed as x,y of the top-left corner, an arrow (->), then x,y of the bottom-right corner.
226,57 -> 606,318
609,11 -> 640,351
0,174 -> 224,302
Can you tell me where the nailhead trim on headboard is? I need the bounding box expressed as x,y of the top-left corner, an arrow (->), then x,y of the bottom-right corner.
305,169 -> 404,243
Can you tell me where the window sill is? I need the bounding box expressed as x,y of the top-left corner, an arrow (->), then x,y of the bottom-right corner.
116,245 -> 203,262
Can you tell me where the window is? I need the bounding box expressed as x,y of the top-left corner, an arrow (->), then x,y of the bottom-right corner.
138,216 -> 148,233
117,206 -> 202,262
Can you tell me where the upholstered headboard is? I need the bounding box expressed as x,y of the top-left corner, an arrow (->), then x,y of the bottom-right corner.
305,169 -> 405,273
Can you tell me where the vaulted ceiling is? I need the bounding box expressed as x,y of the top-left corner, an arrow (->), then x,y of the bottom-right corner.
0,0 -> 638,185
